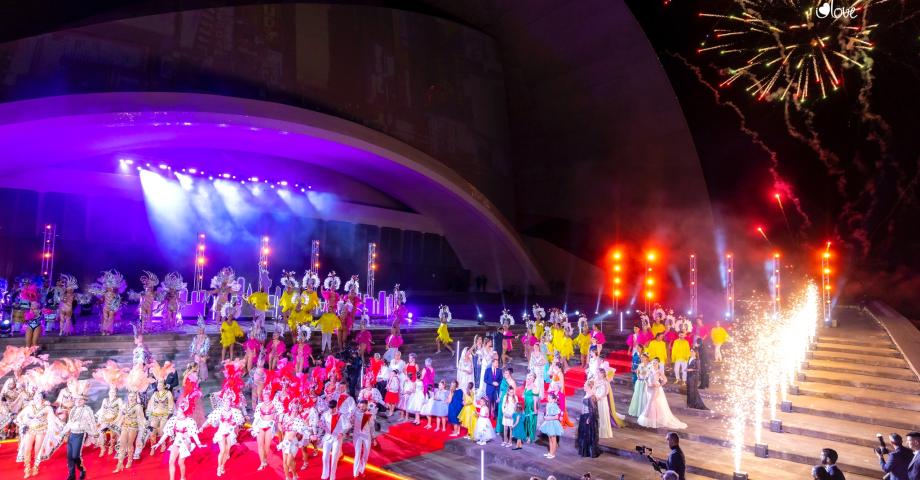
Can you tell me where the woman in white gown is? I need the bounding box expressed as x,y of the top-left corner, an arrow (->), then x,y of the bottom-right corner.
476,341 -> 494,398
636,359 -> 687,429
456,348 -> 474,392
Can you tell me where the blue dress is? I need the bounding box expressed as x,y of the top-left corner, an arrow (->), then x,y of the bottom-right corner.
631,350 -> 641,383
511,412 -> 525,440
540,402 -> 563,437
447,389 -> 464,425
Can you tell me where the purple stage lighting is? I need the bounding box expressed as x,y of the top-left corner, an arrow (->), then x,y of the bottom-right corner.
188,168 -> 197,174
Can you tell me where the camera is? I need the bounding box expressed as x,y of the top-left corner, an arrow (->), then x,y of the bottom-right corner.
874,433 -> 890,455
636,445 -> 664,473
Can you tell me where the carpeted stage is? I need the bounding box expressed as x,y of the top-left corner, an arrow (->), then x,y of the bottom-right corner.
0,422 -> 454,480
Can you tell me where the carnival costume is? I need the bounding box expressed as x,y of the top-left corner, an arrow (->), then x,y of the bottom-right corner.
157,272 -> 187,328
88,270 -> 126,335
92,361 -> 128,457
146,361 -> 176,454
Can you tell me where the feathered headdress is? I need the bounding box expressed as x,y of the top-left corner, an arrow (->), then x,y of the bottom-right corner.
298,270 -> 316,290
124,363 -> 155,393
578,315 -> 589,333
280,270 -> 300,289
500,309 -> 515,326
532,304 -> 546,320
438,305 -> 452,322
160,272 -> 186,292
50,358 -> 92,384
296,324 -> 312,343
0,345 -> 47,378
59,274 -> 79,291
92,360 -> 128,389
140,271 -> 159,289
210,267 -> 236,289
149,360 -> 175,383
344,275 -> 360,294
98,270 -> 127,293
22,366 -> 65,394
70,379 -> 91,399
323,271 -> 341,291
221,360 -> 245,407
220,301 -> 235,319
196,314 -> 206,329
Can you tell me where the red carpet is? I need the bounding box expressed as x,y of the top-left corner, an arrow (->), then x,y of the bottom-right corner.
564,349 -> 632,392
0,421 -> 456,480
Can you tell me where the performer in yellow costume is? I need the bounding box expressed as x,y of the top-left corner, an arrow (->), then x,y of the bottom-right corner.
219,305 -> 244,363
435,305 -> 454,354
710,320 -> 730,362
317,272 -> 342,354
573,316 -> 591,365
278,271 -> 299,327
532,304 -> 546,340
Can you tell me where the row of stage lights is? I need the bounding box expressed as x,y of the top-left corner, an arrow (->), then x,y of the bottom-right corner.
119,158 -> 316,194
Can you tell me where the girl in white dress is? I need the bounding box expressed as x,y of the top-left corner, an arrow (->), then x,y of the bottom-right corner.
473,398 -> 495,445
636,359 -> 687,429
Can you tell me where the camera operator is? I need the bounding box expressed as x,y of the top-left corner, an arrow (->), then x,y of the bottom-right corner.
877,433 -> 912,480
656,432 -> 686,480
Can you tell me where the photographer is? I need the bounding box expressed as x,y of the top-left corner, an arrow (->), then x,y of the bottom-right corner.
657,432 -> 686,480
877,433 -> 912,480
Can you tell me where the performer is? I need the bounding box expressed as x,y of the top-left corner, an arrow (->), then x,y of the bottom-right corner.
16,368 -> 63,478
351,399 -> 376,479
203,361 -> 246,477
671,332 -> 691,385
383,326 -> 403,362
320,399 -> 351,480
447,380 -> 464,437
56,275 -> 79,336
458,382 -> 477,440
247,285 -> 271,337
594,362 -> 625,438
695,337 -> 710,390
249,352 -> 268,412
242,328 -> 263,373
628,353 -> 651,417
339,275 -> 362,342
532,304 -> 546,340
318,272 -> 342,354
209,267 -> 240,322
473,398 -> 495,446
436,304 -> 454,354
93,270 -> 126,336
137,271 -> 158,334
157,272 -> 186,329
355,316 -> 374,361
637,358 -> 687,429
576,379 -> 601,458
711,320 -> 730,362
494,367 -> 516,435
523,373 -> 540,444
114,365 -> 151,472
574,316 -> 591,366
219,305 -> 244,363
390,284 -> 408,329
22,302 -> 44,349
91,361 -> 126,457
267,330 -> 287,371
58,380 -> 97,480
384,369 -> 401,417
188,317 -> 211,381
292,325 -> 313,375
132,333 -> 151,370
521,315 -> 536,361
456,347 -> 474,394
539,392 -> 564,459
152,398 -> 203,480
146,361 -> 176,454
646,333 -> 668,375
278,271 -> 300,331
686,349 -> 708,410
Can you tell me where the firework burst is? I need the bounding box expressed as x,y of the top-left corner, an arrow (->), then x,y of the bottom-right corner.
699,0 -> 880,102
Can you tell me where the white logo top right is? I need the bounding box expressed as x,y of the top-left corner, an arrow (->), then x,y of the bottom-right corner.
815,0 -> 859,19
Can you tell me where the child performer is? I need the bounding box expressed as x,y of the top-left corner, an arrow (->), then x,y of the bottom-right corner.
540,392 -> 564,459
320,399 -> 351,480
510,401 -> 525,450
318,272 -> 342,354
351,399 -> 376,479
203,362 -> 245,477
435,305 -> 455,354
473,398 -> 495,445
384,369 -> 401,417
219,305 -> 244,363
152,398 -> 203,480
671,332 -> 691,385
292,325 -> 314,375
501,388 -> 517,448
146,361 -> 176,455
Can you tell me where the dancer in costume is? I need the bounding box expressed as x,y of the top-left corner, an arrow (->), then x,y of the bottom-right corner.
137,271 -> 159,334
637,358 -> 687,429
671,332 -> 691,385
521,314 -> 536,361
277,397 -> 307,480
60,380 -> 96,480
646,332 -> 668,375
22,302 -> 44,349
16,367 -> 63,478
219,304 -> 244,363
501,324 -> 515,367
574,316 -> 591,366
523,373 -> 540,444
435,304 -> 454,354
157,272 -> 186,329
209,267 -> 239,322
278,271 -> 300,333
532,304 -> 546,341
92,361 -> 127,457
590,323 -> 606,357
91,270 -> 126,335
711,320 -> 730,362
114,365 -> 151,472
132,333 -> 151,370
351,399 -> 376,479
340,275 -> 362,342
628,353 -> 651,417
247,266 -> 272,335
179,363 -> 205,426
146,361 -> 176,454
249,351 -> 267,410
355,316 -> 373,360
188,317 -> 211,381
320,399 -> 351,480
459,382 -> 477,440
267,331 -> 287,371
56,275 -> 79,336
318,272 -> 342,354
547,361 -> 573,427
292,325 -> 314,374
390,284 -> 408,329
152,398 -> 203,480
251,386 -> 280,470
202,361 -> 246,477
383,326 -> 403,362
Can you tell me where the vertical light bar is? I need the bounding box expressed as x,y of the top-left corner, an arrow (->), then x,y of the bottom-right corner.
612,249 -> 623,315
259,236 -> 270,268
367,242 -> 377,297
689,253 -> 698,316
772,252 -> 782,318
645,251 -> 656,313
311,240 -> 321,272
821,243 -> 832,326
41,224 -> 56,283
725,253 -> 734,320
194,233 -> 206,292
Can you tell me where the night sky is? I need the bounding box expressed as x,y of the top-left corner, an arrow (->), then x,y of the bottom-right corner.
625,0 -> 920,282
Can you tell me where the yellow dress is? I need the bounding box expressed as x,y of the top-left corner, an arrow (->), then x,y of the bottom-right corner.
711,327 -> 729,345
247,292 -> 269,312
671,339 -> 690,363
459,393 -> 477,438
574,333 -> 591,356
535,321 -> 545,340
279,290 -> 295,313
317,312 -> 341,334
650,322 -> 666,336
300,290 -> 319,313
288,304 -> 311,332
559,334 -> 574,360
646,339 -> 667,364
436,321 -> 453,344
220,320 -> 243,348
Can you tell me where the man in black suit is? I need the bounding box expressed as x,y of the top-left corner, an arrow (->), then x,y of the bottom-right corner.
656,432 -> 686,480
492,327 -> 504,360
878,433 -> 913,480
906,431 -> 920,480
822,448 -> 846,480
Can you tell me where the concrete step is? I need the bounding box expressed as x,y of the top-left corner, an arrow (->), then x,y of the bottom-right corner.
813,342 -> 900,356
385,447 -> 524,480
799,369 -> 920,394
795,381 -> 920,411
783,392 -> 920,431
804,359 -> 918,381
816,332 -> 894,347
809,350 -> 909,368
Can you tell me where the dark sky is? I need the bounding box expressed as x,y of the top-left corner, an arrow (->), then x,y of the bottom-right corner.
624,0 -> 920,276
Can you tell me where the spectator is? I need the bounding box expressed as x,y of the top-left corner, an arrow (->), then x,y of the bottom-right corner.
906,431 -> 920,480
877,433 -> 912,480
821,448 -> 846,480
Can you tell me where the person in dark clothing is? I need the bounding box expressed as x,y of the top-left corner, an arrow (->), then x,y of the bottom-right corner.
576,386 -> 600,458
878,433 -> 913,480
656,432 -> 686,480
686,349 -> 708,410
694,337 -> 709,389
905,432 -> 920,480
821,448 -> 846,480
492,328 -> 504,360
